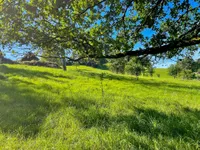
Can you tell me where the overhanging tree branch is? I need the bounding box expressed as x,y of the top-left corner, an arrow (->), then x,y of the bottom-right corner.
43,37 -> 200,61
89,37 -> 200,59
5,37 -> 200,62
179,22 -> 200,39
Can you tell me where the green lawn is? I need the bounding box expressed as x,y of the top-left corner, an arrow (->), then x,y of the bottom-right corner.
0,64 -> 200,149
154,68 -> 172,79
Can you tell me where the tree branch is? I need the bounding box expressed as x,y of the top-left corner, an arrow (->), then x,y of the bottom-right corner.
78,0 -> 107,16
10,37 -> 199,62
89,37 -> 200,59
176,7 -> 198,24
179,21 -> 200,39
43,37 -> 200,61
135,0 -> 165,33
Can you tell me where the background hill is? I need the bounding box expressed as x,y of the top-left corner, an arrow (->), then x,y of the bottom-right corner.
154,68 -> 173,79
0,64 -> 199,149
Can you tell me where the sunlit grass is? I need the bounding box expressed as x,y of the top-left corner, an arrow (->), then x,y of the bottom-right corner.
154,68 -> 172,79
0,64 -> 200,149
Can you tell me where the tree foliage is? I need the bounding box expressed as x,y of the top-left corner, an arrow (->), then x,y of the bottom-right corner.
109,57 -> 154,78
168,57 -> 200,79
125,60 -> 143,78
125,57 -> 154,78
108,58 -> 126,74
0,0 -> 200,60
168,64 -> 182,78
177,56 -> 196,71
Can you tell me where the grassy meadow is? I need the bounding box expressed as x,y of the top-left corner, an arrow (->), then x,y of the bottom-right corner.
154,68 -> 172,79
0,64 -> 200,149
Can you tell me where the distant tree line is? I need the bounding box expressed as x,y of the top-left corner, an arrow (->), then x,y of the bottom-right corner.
168,57 -> 200,79
108,57 -> 154,79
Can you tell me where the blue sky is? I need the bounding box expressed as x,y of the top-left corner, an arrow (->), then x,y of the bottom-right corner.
0,45 -> 31,60
155,50 -> 200,68
136,28 -> 200,68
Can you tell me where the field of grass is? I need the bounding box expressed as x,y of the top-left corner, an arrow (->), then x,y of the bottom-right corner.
0,64 -> 200,149
154,68 -> 172,79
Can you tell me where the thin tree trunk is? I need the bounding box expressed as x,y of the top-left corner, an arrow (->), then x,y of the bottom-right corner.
62,58 -> 66,71
61,49 -> 67,71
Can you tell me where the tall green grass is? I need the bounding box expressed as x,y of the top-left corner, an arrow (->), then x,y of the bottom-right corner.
0,64 -> 199,149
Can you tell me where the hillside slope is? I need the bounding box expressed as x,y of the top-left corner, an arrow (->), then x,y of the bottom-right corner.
154,68 -> 172,79
0,64 -> 200,149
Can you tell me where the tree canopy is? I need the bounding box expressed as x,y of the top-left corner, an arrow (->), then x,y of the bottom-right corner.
168,56 -> 200,79
0,0 -> 200,60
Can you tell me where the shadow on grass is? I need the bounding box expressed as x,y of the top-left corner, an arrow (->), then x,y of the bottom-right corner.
119,108 -> 200,140
72,100 -> 200,142
77,68 -> 200,91
0,65 -> 54,80
0,65 -> 73,83
2,64 -> 200,91
59,91 -> 200,142
76,68 -> 126,81
0,80 -> 61,138
0,64 -> 199,143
